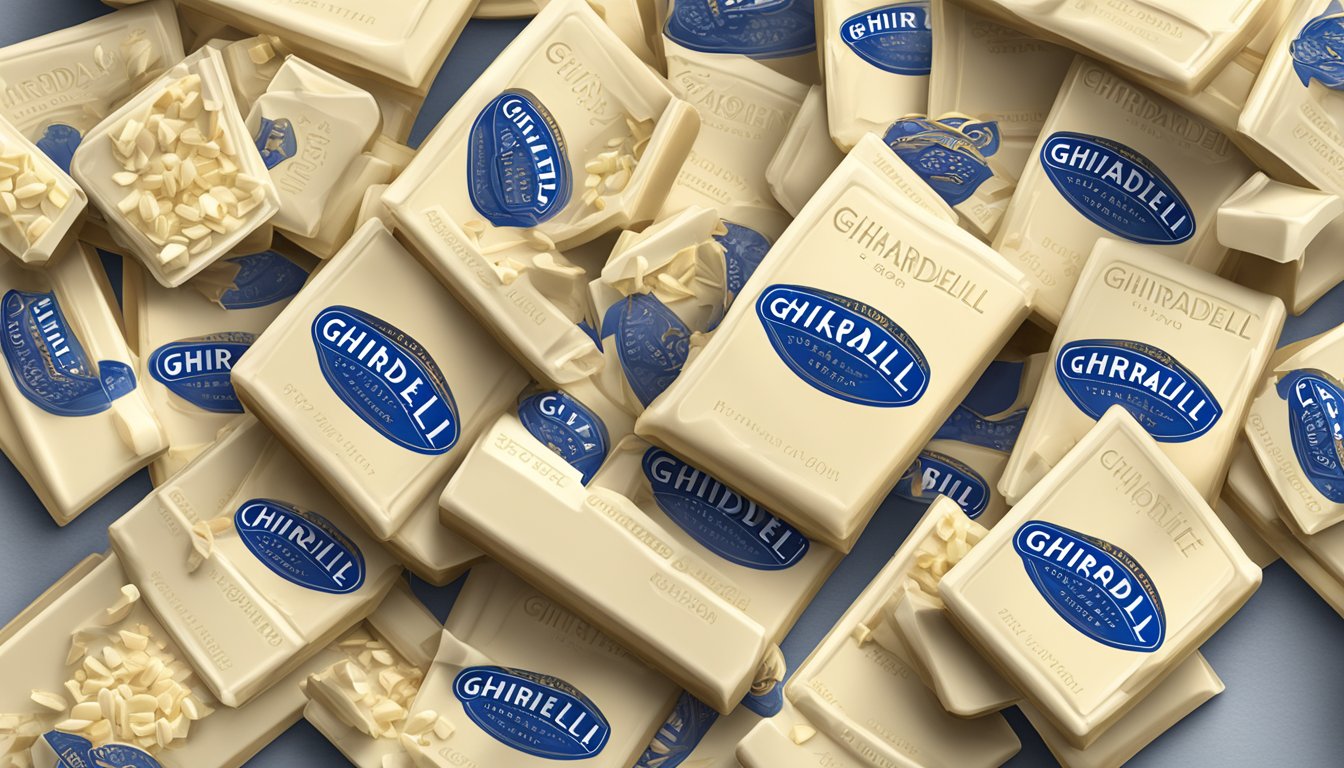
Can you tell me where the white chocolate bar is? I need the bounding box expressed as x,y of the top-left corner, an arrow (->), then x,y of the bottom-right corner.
766,86 -> 844,219
942,408 -> 1261,748
0,240 -> 165,525
107,418 -> 403,707
441,414 -> 777,713
0,113 -> 86,265
992,57 -> 1255,325
383,0 -> 699,386
71,46 -> 282,288
400,562 -> 680,767
637,137 -> 1034,551
1000,238 -> 1284,506
821,0 -> 931,151
231,220 -> 526,545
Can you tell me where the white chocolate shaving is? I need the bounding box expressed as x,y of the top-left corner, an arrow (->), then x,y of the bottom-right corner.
311,629 -> 440,744
0,145 -> 75,251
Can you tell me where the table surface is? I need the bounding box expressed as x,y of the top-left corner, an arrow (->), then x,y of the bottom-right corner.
4,2 -> 1343,766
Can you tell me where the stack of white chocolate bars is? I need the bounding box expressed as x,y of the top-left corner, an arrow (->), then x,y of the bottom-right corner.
1,0 -> 1343,765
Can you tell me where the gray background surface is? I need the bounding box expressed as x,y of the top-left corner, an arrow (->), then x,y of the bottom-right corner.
3,2 -> 1342,766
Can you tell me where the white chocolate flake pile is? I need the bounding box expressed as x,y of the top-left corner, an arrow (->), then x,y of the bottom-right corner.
110,73 -> 266,272
581,115 -> 654,211
0,587 -> 213,768
908,512 -> 986,602
309,629 -> 448,746
0,145 -> 73,250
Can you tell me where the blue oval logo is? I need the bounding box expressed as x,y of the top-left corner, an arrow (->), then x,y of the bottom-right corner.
602,293 -> 691,408
664,0 -> 816,59
718,221 -> 771,307
1040,132 -> 1194,245
1056,339 -> 1221,443
1293,1 -> 1344,88
1279,369 -> 1344,503
235,498 -> 366,595
311,306 -> 460,455
454,666 -> 610,760
148,332 -> 253,414
884,115 -> 1000,206
468,90 -> 571,228
219,251 -> 308,310
254,116 -> 298,169
756,284 -> 930,407
895,450 -> 990,519
839,3 -> 932,75
42,732 -> 161,768
637,692 -> 719,768
933,406 -> 1027,452
518,390 -> 610,484
643,447 -> 810,570
1014,521 -> 1165,652
2,290 -> 136,417
36,124 -> 81,174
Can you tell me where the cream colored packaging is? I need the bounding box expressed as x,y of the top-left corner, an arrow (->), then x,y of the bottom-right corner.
0,240 -> 165,525
107,418 -> 402,708
638,699 -> 762,768
1244,324 -> 1344,534
1240,0 -> 1344,201
0,1 -> 183,163
70,46 -> 283,288
245,57 -> 381,239
1018,652 -> 1223,768
175,0 -> 476,95
734,505 -> 1020,768
658,44 -> 809,241
0,113 -> 86,266
661,0 -> 820,85
122,249 -> 311,485
923,0 -> 1072,240
954,0 -> 1269,91
1000,238 -> 1284,507
0,553 -> 346,768
941,408 -> 1261,748
399,561 -> 679,767
637,139 -> 1034,552
1221,172 -> 1344,314
383,0 -> 699,386
515,377 -> 635,485
591,435 -> 844,641
441,414 -> 778,714
993,57 -> 1255,326
472,0 -> 663,69
232,219 -> 527,544
285,138 -> 415,260
821,0 -> 931,150
301,583 -> 441,768
766,86 -> 844,219
1225,441 -> 1344,617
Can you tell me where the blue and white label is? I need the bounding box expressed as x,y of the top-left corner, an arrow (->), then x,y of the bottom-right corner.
664,0 -> 816,59
235,499 -> 366,595
602,293 -> 691,408
756,284 -> 930,407
637,692 -> 718,768
468,90 -> 571,228
148,332 -> 253,414
254,116 -> 297,169
895,450 -> 990,519
312,306 -> 459,455
1040,132 -> 1194,245
454,666 -> 610,760
839,3 -> 932,75
1279,369 -> 1344,502
884,115 -> 1000,206
518,390 -> 610,484
219,251 -> 308,310
2,290 -> 136,417
718,221 -> 771,303
1056,339 -> 1220,443
1014,521 -> 1165,652
643,447 -> 810,570
1292,1 -> 1344,88
42,732 -> 160,768
36,124 -> 81,173
933,406 -> 1027,452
